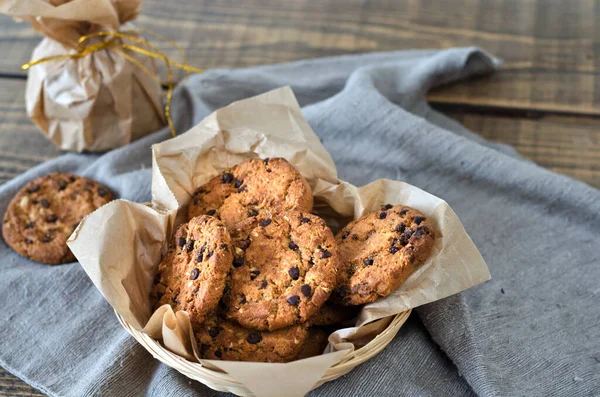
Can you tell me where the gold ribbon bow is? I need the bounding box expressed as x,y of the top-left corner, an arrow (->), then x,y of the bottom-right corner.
22,28 -> 204,138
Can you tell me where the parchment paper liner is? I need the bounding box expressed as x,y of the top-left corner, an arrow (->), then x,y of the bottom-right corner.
69,87 -> 490,396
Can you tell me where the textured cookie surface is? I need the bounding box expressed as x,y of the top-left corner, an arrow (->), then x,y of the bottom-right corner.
296,327 -> 330,360
224,211 -> 340,331
195,315 -> 308,362
332,205 -> 435,305
152,216 -> 233,325
308,302 -> 360,327
2,173 -> 113,264
188,158 -> 313,229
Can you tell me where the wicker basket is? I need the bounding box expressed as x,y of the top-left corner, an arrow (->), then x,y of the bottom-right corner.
116,309 -> 412,396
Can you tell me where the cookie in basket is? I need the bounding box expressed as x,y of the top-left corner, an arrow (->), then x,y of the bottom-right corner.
188,158 -> 313,229
332,205 -> 435,305
196,315 -> 308,363
152,216 -> 233,325
296,327 -> 330,360
2,173 -> 113,264
224,211 -> 340,331
308,302 -> 360,327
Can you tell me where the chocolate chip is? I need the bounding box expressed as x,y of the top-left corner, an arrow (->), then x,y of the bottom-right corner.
363,258 -> 374,266
214,350 -> 222,358
97,187 -> 108,197
352,234 -> 359,240
414,229 -> 425,237
413,216 -> 424,225
301,284 -> 311,297
239,239 -> 251,250
395,223 -> 406,233
250,269 -> 260,280
266,169 -> 272,173
190,268 -> 200,280
195,251 -> 204,262
46,214 -> 58,223
185,239 -> 195,252
25,221 -> 35,229
259,279 -> 268,289
237,185 -> 247,193
206,250 -> 214,259
247,209 -> 259,217
288,266 -> 300,280
207,209 -> 216,216
341,230 -> 349,240
246,332 -> 262,344
381,204 -> 393,210
400,209 -> 408,215
177,237 -> 186,247
320,248 -> 332,259
308,257 -> 314,267
259,218 -> 272,227
193,198 -> 201,205
221,172 -> 234,184
288,241 -> 299,251
378,211 -> 387,219
40,199 -> 50,208
234,178 -> 243,188
287,295 -> 300,306
220,243 -> 228,250
423,226 -> 431,234
58,180 -> 67,190
239,295 -> 247,305
300,217 -> 311,224
233,257 -> 244,268
41,234 -> 53,243
69,176 -> 76,182
200,344 -> 211,355
208,327 -> 222,338
389,246 -> 399,254
24,238 -> 34,245
27,184 -> 40,193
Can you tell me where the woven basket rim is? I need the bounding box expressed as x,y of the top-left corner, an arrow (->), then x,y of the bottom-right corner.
116,309 -> 411,394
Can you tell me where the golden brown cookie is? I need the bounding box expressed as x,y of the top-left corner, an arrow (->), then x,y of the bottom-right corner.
296,327 -> 330,360
308,302 -> 360,327
2,173 -> 113,264
331,204 -> 435,305
195,315 -> 308,362
188,158 -> 313,229
224,211 -> 340,331
152,216 -> 233,325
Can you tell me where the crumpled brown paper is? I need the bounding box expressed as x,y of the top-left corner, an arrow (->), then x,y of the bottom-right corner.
68,87 -> 490,396
0,0 -> 165,152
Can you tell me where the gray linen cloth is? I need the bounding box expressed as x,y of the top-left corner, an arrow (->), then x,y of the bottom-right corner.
1,47 -> 599,397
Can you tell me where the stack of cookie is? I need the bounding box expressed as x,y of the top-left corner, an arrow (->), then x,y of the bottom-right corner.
151,158 -> 435,362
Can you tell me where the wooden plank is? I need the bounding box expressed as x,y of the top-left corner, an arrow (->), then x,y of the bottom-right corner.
0,0 -> 598,114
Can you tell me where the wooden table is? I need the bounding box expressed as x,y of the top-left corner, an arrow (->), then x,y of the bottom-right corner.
0,0 -> 598,395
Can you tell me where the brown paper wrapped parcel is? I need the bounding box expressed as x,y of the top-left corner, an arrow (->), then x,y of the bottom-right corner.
0,0 -> 165,152
68,87 -> 490,396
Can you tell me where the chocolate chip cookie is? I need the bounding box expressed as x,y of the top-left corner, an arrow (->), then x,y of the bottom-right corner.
332,204 -> 435,305
152,216 -> 233,325
195,315 -> 308,362
188,158 -> 313,229
2,173 -> 113,264
296,327 -> 330,360
224,211 -> 340,331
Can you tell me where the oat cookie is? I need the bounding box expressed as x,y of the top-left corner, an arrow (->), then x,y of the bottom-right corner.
188,158 -> 313,229
296,327 -> 330,360
152,216 -> 233,325
2,173 -> 113,264
195,315 -> 308,362
224,211 -> 340,331
332,204 -> 435,305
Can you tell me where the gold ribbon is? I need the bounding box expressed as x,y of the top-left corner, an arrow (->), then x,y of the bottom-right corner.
22,29 -> 204,138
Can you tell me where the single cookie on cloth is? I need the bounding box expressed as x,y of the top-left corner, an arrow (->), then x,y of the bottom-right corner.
224,211 -> 340,331
152,216 -> 233,325
2,173 -> 113,264
188,158 -> 313,229
195,315 -> 308,363
332,205 -> 435,305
